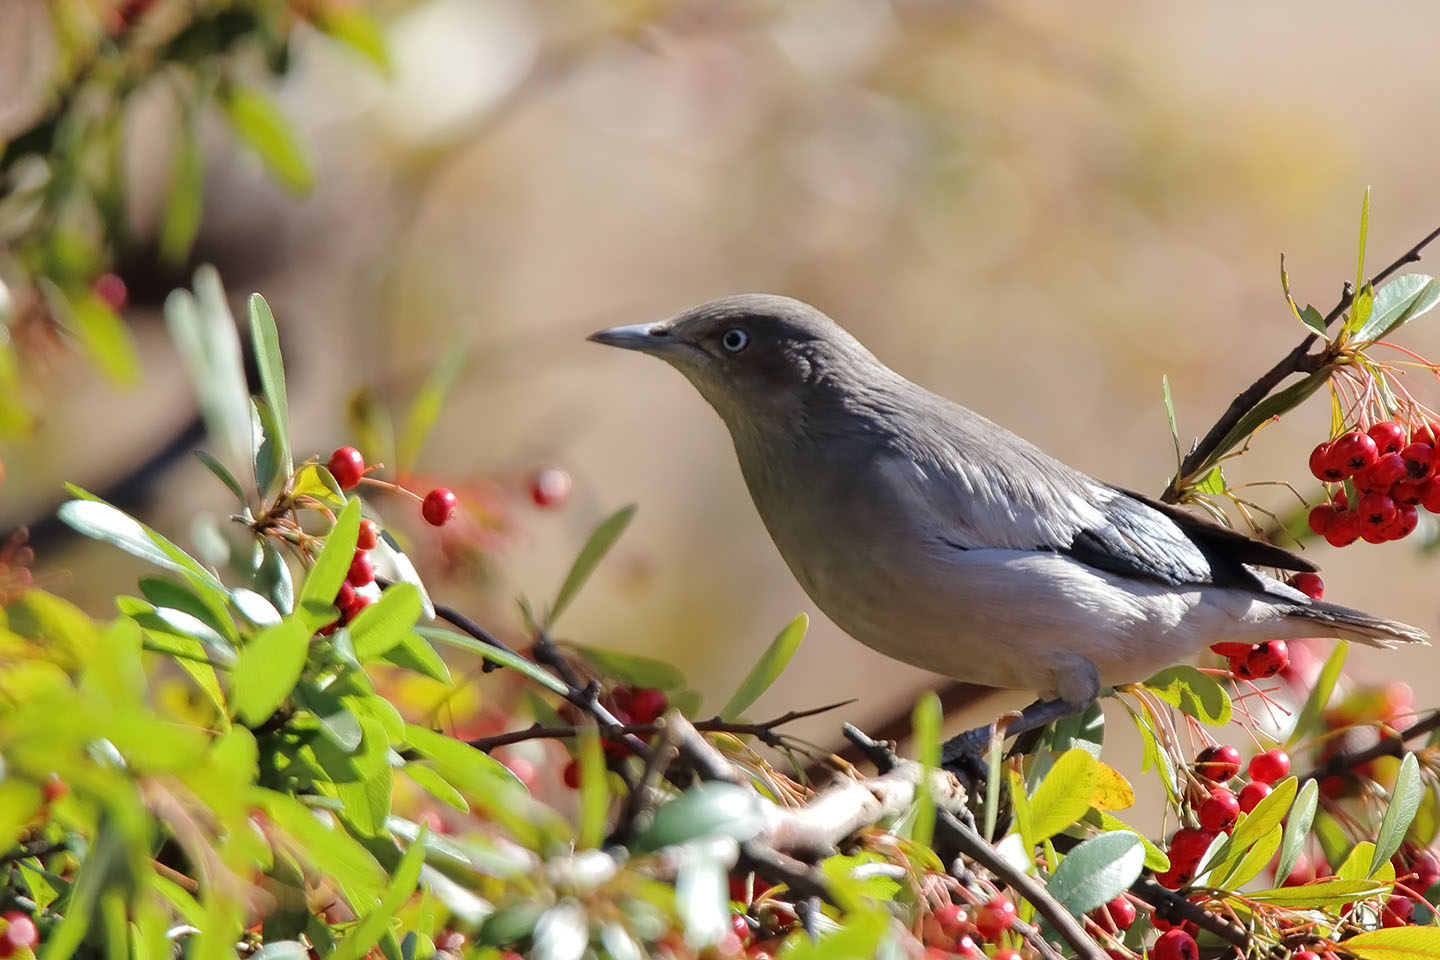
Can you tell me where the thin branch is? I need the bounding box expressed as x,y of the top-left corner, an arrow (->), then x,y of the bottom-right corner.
1298,709 -> 1440,784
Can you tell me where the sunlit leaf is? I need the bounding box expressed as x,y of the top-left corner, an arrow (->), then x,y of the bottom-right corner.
573,644 -> 686,692
720,613 -> 807,720
548,504 -> 636,626
1373,754 -> 1425,875
417,627 -> 565,696
1046,832 -> 1144,917
1203,777 -> 1297,875
576,727 -> 608,850
1091,811 -> 1169,872
249,294 -> 292,488
1028,749 -> 1097,844
231,612 -> 313,726
1246,878 -> 1390,908
349,583 -> 422,661
1289,641 -> 1346,747
1090,762 -> 1134,812
1344,925 -> 1440,960
1144,664 -> 1231,726
297,498 -> 361,623
1275,779 -> 1319,886
1355,273 -> 1440,343
314,5 -> 391,72
909,691 -> 942,850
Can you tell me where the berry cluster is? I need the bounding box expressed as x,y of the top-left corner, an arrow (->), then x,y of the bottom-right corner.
1307,421 -> 1440,546
1156,744 -> 1291,889
1211,639 -> 1289,681
559,684 -> 669,789
917,896 -> 1020,960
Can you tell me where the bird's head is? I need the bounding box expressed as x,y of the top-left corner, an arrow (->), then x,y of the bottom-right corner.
588,294 -> 885,431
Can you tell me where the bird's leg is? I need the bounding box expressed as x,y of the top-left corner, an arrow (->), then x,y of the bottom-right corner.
940,697 -> 1086,781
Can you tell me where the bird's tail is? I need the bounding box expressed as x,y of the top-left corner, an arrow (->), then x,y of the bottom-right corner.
1285,600 -> 1430,649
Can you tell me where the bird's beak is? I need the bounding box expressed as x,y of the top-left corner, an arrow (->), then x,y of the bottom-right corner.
586,322 -> 672,354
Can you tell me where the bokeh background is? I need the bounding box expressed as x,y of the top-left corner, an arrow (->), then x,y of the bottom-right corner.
5,0 -> 1440,780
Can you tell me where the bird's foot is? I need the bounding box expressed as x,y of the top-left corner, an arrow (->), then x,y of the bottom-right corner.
939,697 -> 1088,785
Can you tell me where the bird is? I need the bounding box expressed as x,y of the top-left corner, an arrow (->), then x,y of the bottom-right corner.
588,294 -> 1428,732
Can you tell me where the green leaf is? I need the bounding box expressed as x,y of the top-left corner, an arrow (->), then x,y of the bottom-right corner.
349,583 -> 422,661
1162,375 -> 1181,468
1344,925 -> 1440,960
298,499 -> 362,621
257,541 -> 295,616
1245,878 -> 1391,908
221,85 -> 315,194
1337,841 -> 1397,884
1289,641 -> 1346,748
405,765 -> 468,812
1355,274 -> 1440,343
374,530 -> 434,620
548,504 -> 636,626
160,108 -> 204,265
1144,664 -> 1231,726
398,346 -> 467,472
1373,753 -> 1425,874
314,5 -> 391,72
1357,186 -> 1372,296
576,727 -> 608,850
416,627 -> 566,696
57,493 -> 224,592
1046,831 -> 1144,917
1203,776 -> 1297,875
1198,368 -> 1331,479
380,631 -> 451,684
909,691 -> 942,850
573,644 -> 686,692
1300,304 -> 1328,337
1275,779 -> 1319,886
248,294 -> 292,487
1091,811 -> 1169,872
1125,700 -> 1178,801
1028,749 -> 1098,844
43,283 -> 140,385
1194,465 -> 1226,496
252,398 -> 287,502
165,267 -> 251,470
139,575 -> 239,647
1346,282 -> 1375,338
635,782 -> 766,853
1221,824 -> 1282,888
1049,701 -> 1105,759
720,613 -> 807,720
257,790 -> 387,906
195,450 -> 248,506
232,612 -> 313,725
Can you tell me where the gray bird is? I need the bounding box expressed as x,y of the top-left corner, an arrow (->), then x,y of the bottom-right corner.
589,295 -> 1428,724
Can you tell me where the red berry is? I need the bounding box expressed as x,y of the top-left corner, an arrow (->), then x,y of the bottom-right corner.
1355,452 -> 1407,493
1370,422 -> 1407,455
1402,442 -> 1436,481
1414,422 -> 1440,447
1283,852 -> 1318,887
934,903 -> 971,939
627,688 -> 668,725
1332,431 -> 1379,472
731,913 -> 751,945
1324,510 -> 1361,547
346,550 -> 374,588
1150,913 -> 1196,935
953,936 -> 982,959
1243,640 -> 1289,679
1105,896 -> 1136,932
1307,504 -> 1337,536
1198,787 -> 1240,833
1382,895 -> 1414,927
1358,492 -> 1398,529
336,580 -> 357,610
530,467 -> 573,508
327,447 -> 366,490
0,913 -> 36,952
1380,505 -> 1419,541
1210,641 -> 1256,657
1228,653 -> 1254,679
1168,828 -> 1217,868
1194,744 -> 1242,782
1310,442 -> 1347,482
42,774 -> 66,803
1410,849 -> 1440,892
1391,479 -> 1427,506
1154,866 -> 1188,890
562,759 -> 581,789
1294,952 -> 1322,960
1238,780 -> 1272,812
357,519 -> 379,551
93,272 -> 128,311
1248,749 -> 1290,784
1422,479 -> 1440,513
1289,572 -> 1324,600
975,897 -> 1016,940
421,488 -> 458,526
993,952 -> 1023,960
1153,928 -> 1199,960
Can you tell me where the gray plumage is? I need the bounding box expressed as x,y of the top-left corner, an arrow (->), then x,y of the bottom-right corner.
589,294 -> 1428,707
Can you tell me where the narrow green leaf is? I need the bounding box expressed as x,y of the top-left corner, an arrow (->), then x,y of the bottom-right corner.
1045,832 -> 1144,917
165,267 -> 251,471
1275,779 -> 1320,885
720,613 -> 807,720
1300,305 -> 1328,337
298,499 -> 362,621
1028,749 -> 1098,844
1373,753 -> 1425,874
231,612 -> 313,725
405,764 -> 468,811
1125,701 -> 1178,801
1221,824 -> 1282,888
1007,768 -> 1036,858
1289,642 -> 1347,747
380,630 -> 451,684
1162,375 -> 1181,468
139,575 -> 239,647
1144,664 -> 1231,726
256,790 -> 387,906
416,626 -> 566,695
252,397 -> 287,502
1245,878 -> 1390,908
195,450 -> 248,506
221,85 -> 315,194
573,644 -> 686,692
1355,274 -> 1440,343
57,494 -> 224,592
349,583 -> 422,661
1202,776 -> 1297,875
548,504 -> 636,626
909,691 -> 942,850
1193,466 -> 1226,497
248,294 -> 292,486
315,5 -> 391,72
257,540 -> 295,616
576,727 -> 608,850
398,346 -> 467,472
1344,925 -> 1440,960
1357,186 -> 1372,297
1200,369 -> 1331,478
1049,701 -> 1105,759
160,108 -> 204,265
1346,282 -> 1375,338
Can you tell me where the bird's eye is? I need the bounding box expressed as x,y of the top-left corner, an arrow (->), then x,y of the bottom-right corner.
721,328 -> 750,353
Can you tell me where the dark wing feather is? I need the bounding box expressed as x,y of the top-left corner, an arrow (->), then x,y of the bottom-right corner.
1111,486 -> 1318,573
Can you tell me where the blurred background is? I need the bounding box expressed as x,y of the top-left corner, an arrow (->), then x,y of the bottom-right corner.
4,0 -> 1440,782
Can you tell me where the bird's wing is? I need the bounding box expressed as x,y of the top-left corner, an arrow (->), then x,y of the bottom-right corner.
875,405 -> 1314,588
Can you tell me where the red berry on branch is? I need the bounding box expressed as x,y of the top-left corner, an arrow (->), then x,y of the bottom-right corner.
1402,442 -> 1436,481
953,936 -> 983,959
1355,453 -> 1407,493
1210,642 -> 1256,657
627,688 -> 669,725
562,760 -> 581,789
1370,421 -> 1407,455
731,913 -> 752,945
421,488 -> 458,526
1422,479 -> 1440,513
336,580 -> 357,610
1289,572 -> 1324,600
327,447 -> 366,490
1198,787 -> 1240,833
42,774 -> 67,803
974,897 -> 1016,940
1382,895 -> 1414,927
1153,928 -> 1198,960
934,903 -> 971,939
1238,780 -> 1272,812
0,913 -> 37,953
1243,640 -> 1289,679
1391,479 -> 1427,507
1168,828 -> 1217,867
1332,431 -> 1379,472
1414,422 -> 1440,446
1248,749 -> 1290,784
530,467 -> 573,508
1381,505 -> 1419,541
93,272 -> 129,311
1194,744 -> 1242,782
1310,442 -> 1347,482
1324,511 -> 1361,547
1307,504 -> 1337,536
1411,849 -> 1440,892
1229,653 -> 1254,679
1105,896 -> 1136,932
347,551 -> 374,588
1154,866 -> 1188,890
357,519 -> 380,551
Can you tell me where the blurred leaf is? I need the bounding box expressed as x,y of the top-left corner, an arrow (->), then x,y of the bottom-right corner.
417,627 -> 566,696
139,575 -> 238,647
405,765 -> 467,812
315,5 -> 391,72
1275,779 -> 1319,886
1028,749 -> 1097,844
231,588 -> 281,627
195,450 -> 248,506
1373,754 -> 1424,874
1314,811 -> 1351,871
821,853 -> 903,902
576,727 -> 608,850
165,267 -> 251,470
350,583 -> 422,661
298,498 -> 361,621
1144,664 -> 1231,726
670,689 -> 703,717
380,630 -> 451,684
532,899 -> 588,960
782,910 -> 889,960
1049,701 -> 1104,759
676,846 -> 728,951
231,611 -> 313,726
375,531 -> 434,620
720,613 -> 807,720
1246,878 -> 1390,908
252,943 -> 308,960
257,540 -> 295,616
1289,642 -> 1346,748
221,85 -> 315,194
160,95 -> 204,265
1046,831 -> 1144,917
1090,762 -> 1134,811
573,644 -> 686,692
398,346 -> 467,472
635,782 -> 765,853
909,690 -> 942,850
248,294 -> 292,486
42,282 -> 139,385
548,504 -> 636,626
1355,274 -> 1440,343
1161,375 -> 1181,468
257,790 -> 387,906
1345,926 -> 1440,960
0,780 -> 43,852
